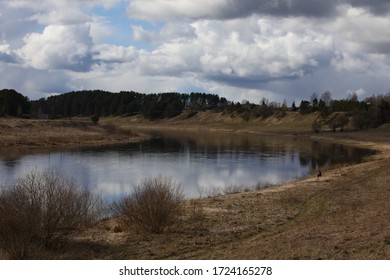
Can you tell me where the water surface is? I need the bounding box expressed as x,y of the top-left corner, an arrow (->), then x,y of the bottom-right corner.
0,131 -> 374,201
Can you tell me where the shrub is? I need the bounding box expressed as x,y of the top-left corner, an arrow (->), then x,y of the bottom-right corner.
112,176 -> 184,234
0,170 -> 103,259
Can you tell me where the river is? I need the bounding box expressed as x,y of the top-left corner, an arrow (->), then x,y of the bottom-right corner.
0,131 -> 374,201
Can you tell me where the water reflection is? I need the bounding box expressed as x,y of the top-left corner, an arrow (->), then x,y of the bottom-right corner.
0,131 -> 374,201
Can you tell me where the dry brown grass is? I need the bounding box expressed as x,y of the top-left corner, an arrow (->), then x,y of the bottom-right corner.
100,111 -> 319,134
0,117 -> 144,151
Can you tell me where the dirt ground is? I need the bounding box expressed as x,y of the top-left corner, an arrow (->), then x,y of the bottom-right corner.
1,116 -> 389,259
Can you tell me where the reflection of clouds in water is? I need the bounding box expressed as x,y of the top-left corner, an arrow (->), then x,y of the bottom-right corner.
0,149 -> 311,200
0,134 -> 370,201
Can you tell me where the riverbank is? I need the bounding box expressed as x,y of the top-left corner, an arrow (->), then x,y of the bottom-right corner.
0,118 -> 146,154
1,116 -> 389,259
72,118 -> 389,259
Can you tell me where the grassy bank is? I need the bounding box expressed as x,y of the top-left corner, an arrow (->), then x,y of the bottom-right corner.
0,117 -> 145,152
1,114 -> 389,259
100,110 -> 320,134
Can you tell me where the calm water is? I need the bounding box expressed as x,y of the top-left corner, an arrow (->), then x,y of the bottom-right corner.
0,131 -> 374,201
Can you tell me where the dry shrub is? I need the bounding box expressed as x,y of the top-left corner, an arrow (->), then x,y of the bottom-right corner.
0,170 -> 103,259
112,176 -> 184,234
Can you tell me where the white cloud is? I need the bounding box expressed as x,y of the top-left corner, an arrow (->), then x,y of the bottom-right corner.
132,25 -> 155,43
0,43 -> 16,63
137,40 -> 202,76
346,88 -> 366,98
191,18 -> 335,86
0,62 -> 72,99
93,44 -> 138,63
29,8 -> 90,25
0,44 -> 10,53
331,52 -> 371,72
329,5 -> 390,56
17,24 -> 93,71
132,22 -> 196,45
83,0 -> 124,10
127,16 -> 336,90
89,16 -> 115,44
323,5 -> 390,75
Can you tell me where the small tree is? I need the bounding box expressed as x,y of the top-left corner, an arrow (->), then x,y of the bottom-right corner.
0,170 -> 103,259
291,101 -> 297,111
112,176 -> 184,234
299,100 -> 311,114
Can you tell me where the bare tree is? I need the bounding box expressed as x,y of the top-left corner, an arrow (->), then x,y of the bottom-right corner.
320,91 -> 333,107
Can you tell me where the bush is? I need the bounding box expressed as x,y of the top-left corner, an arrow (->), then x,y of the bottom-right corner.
0,170 -> 103,259
112,176 -> 184,234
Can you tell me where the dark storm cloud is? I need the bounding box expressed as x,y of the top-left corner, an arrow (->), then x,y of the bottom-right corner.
205,72 -> 301,89
128,0 -> 341,21
220,0 -> 390,19
350,0 -> 390,15
222,0 -> 339,18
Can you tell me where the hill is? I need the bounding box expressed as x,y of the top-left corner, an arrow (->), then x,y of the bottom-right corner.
102,110 -> 321,134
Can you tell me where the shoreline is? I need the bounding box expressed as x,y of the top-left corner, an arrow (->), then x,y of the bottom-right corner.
1,117 -> 389,259
0,118 -> 148,154
95,119 -> 390,259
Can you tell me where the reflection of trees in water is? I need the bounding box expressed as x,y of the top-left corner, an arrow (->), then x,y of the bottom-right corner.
1,130 -> 374,182
138,131 -> 374,172
298,140 -> 373,169
126,131 -> 374,170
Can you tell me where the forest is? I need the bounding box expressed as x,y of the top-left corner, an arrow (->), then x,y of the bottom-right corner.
1,88 -> 389,130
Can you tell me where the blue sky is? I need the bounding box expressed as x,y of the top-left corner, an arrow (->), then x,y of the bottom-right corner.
88,3 -> 155,48
0,0 -> 389,103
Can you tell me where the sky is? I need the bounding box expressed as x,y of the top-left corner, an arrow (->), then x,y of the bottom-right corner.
0,0 -> 389,103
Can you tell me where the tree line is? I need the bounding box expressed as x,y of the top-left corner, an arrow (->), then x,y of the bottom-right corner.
296,91 -> 390,130
1,88 -> 389,130
30,90 -> 226,120
0,89 -> 30,117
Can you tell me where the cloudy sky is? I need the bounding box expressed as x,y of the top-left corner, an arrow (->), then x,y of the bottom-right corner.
0,0 -> 389,103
